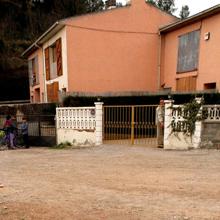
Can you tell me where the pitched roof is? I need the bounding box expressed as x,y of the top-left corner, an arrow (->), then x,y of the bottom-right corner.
21,21 -> 65,57
160,4 -> 220,34
21,6 -> 130,57
22,1 -> 178,57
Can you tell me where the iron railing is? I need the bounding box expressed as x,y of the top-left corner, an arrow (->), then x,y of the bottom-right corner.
104,105 -> 157,146
0,114 -> 56,146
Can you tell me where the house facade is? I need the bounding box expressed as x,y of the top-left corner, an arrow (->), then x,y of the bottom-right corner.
160,5 -> 220,92
22,0 -> 176,103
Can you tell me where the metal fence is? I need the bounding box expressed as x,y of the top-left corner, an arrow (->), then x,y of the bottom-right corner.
0,114 -> 56,146
104,105 -> 157,146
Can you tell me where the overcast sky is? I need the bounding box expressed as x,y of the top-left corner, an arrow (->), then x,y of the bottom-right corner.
117,0 -> 220,16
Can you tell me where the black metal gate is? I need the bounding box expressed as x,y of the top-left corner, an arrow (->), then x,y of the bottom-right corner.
0,114 -> 56,146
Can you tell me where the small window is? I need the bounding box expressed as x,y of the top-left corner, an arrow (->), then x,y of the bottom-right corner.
177,30 -> 200,73
28,56 -> 39,86
49,44 -> 57,79
204,83 -> 216,90
51,44 -> 57,63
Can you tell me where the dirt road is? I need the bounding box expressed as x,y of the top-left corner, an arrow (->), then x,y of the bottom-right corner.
0,145 -> 220,220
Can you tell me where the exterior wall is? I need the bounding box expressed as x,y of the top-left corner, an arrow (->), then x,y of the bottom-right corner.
57,129 -> 96,146
161,13 -> 220,91
201,122 -> 220,148
56,103 -> 103,146
43,27 -> 68,102
163,99 -> 202,150
28,49 -> 44,103
65,0 -> 177,93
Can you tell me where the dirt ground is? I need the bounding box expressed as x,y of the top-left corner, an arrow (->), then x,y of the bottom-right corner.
0,145 -> 220,220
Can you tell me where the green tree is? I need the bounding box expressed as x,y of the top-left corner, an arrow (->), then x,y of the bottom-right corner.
179,5 -> 190,19
148,0 -> 176,14
0,0 -> 105,101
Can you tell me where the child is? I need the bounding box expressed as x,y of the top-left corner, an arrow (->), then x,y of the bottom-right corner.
3,115 -> 15,149
21,117 -> 29,149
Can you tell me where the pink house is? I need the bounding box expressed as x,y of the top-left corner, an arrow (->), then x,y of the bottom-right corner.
22,0 -> 176,103
160,5 -> 220,92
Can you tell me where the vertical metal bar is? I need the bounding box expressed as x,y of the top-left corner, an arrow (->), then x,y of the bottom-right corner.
119,107 -> 122,143
147,106 -> 150,144
108,107 -> 110,140
125,107 -> 130,140
128,107 -> 131,143
142,106 -> 144,143
131,106 -> 135,145
38,115 -> 41,138
136,106 -> 138,145
116,107 -> 118,141
105,107 -> 107,140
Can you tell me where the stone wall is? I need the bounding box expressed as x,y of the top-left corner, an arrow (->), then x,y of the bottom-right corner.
201,122 -> 220,147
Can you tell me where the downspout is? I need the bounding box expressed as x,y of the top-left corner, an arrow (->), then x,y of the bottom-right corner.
157,33 -> 162,91
42,46 -> 47,103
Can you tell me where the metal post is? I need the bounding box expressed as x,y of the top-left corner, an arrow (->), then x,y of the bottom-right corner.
131,106 -> 135,145
38,115 -> 41,137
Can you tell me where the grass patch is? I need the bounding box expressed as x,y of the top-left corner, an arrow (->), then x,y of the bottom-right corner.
51,141 -> 72,150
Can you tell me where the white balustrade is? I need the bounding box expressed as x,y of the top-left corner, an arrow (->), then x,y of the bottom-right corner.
203,105 -> 220,122
56,107 -> 96,130
171,104 -> 188,132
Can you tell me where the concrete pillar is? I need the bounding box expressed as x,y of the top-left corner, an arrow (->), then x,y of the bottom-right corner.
192,98 -> 203,149
163,100 -> 174,150
95,102 -> 104,146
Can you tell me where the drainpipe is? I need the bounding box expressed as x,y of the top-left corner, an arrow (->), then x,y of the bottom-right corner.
157,33 -> 162,91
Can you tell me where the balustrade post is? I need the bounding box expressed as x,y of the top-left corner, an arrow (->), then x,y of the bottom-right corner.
95,102 -> 104,146
192,98 -> 203,148
163,100 -> 174,149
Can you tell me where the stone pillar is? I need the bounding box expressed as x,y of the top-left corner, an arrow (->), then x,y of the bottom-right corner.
192,98 -> 203,149
163,100 -> 174,150
95,102 -> 104,146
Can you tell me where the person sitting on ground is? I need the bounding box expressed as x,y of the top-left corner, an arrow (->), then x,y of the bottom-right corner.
21,117 -> 29,149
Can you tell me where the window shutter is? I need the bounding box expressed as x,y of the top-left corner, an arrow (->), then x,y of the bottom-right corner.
47,84 -> 51,102
56,38 -> 63,76
53,81 -> 59,101
45,47 -> 50,80
177,30 -> 200,73
28,60 -> 33,86
35,56 -> 39,84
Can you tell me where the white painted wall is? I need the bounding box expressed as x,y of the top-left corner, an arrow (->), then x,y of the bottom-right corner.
164,99 -> 202,150
56,103 -> 103,147
57,129 -> 96,146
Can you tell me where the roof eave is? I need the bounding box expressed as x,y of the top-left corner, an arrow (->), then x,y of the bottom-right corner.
159,4 -> 220,34
22,21 -> 65,58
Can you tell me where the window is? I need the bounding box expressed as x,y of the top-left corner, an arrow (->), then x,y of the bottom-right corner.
45,38 -> 63,81
28,56 -> 39,86
34,88 -> 40,103
49,44 -> 57,79
204,83 -> 216,90
177,30 -> 200,73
